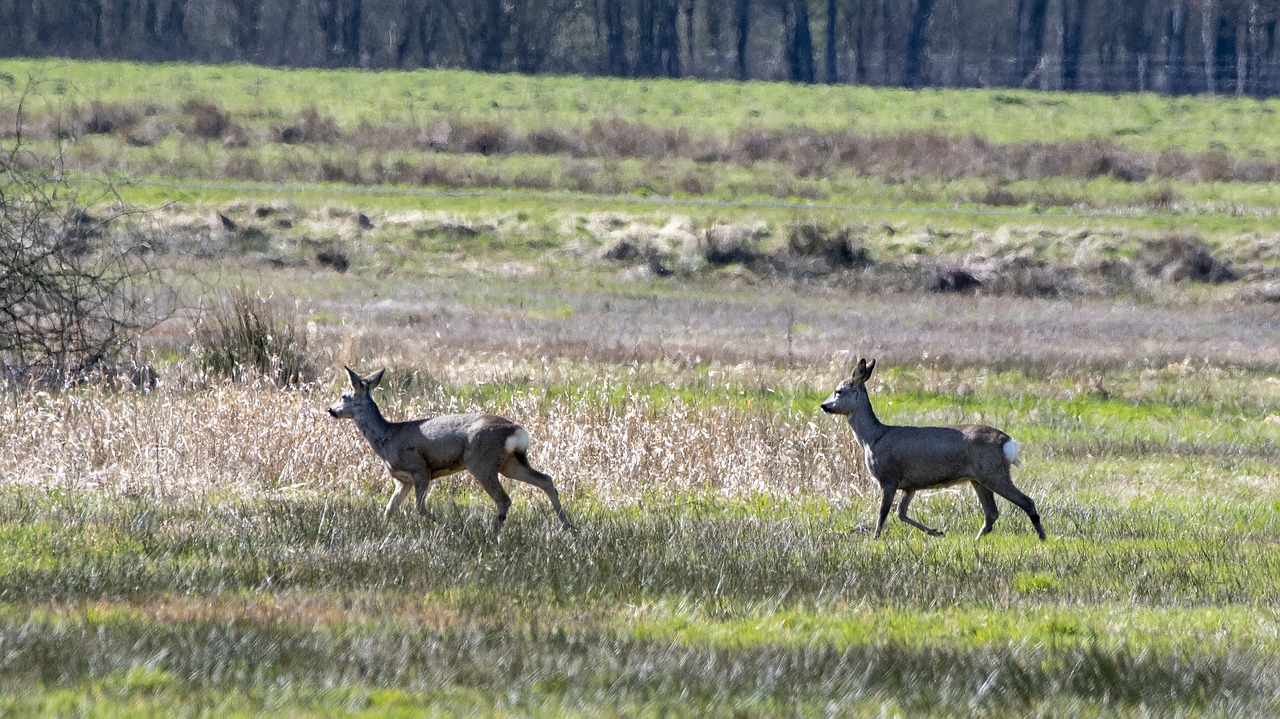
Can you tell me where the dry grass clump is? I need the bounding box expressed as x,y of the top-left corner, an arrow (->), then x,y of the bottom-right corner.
181,100 -> 235,141
1139,233 -> 1238,283
0,374 -> 866,508
192,288 -> 318,387
784,223 -> 872,275
0,381 -> 358,496
81,101 -> 140,136
274,106 -> 341,145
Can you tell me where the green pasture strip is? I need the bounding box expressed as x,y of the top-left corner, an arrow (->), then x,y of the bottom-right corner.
0,595 -> 1275,717
0,489 -> 1276,715
7,58 -> 1280,158
1,490 -> 1276,609
102,173 -> 1278,232
43,133 -> 1280,222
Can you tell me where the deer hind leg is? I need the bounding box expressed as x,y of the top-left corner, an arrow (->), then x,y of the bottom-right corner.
469,463 -> 513,532
501,454 -> 573,530
897,489 -> 945,537
412,472 -> 434,517
985,475 -> 1046,541
973,483 -> 999,538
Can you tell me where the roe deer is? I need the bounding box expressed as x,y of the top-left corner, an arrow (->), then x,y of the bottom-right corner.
328,367 -> 572,531
821,358 -> 1045,540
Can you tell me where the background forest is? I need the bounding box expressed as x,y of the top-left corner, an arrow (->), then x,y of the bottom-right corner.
4,0 -> 1280,95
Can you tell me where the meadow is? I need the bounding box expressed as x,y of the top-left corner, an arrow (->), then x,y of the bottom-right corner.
0,59 -> 1278,716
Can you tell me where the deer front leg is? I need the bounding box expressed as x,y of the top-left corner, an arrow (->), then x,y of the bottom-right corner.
384,473 -> 414,521
874,485 -> 897,538
898,489 -> 944,536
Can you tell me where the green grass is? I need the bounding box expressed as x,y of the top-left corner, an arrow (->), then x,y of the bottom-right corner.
0,489 -> 1277,717
2,361 -> 1278,715
2,57 -> 1279,716
7,59 -> 1280,157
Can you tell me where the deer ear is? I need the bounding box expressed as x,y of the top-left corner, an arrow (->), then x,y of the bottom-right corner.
851,357 -> 867,381
344,365 -> 363,389
366,368 -> 386,390
865,358 -> 876,376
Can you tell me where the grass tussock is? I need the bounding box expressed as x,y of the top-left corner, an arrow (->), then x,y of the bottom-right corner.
192,287 -> 318,387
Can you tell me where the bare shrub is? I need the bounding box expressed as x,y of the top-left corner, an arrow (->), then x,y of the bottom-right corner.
316,244 -> 350,272
980,256 -> 1082,299
971,184 -> 1024,207
456,122 -> 513,155
414,161 -> 457,187
1144,185 -> 1179,211
275,107 -> 341,145
525,127 -> 583,155
2,93 -> 175,384
930,267 -> 983,293
193,287 -> 316,387
563,160 -> 621,194
182,99 -> 233,141
82,101 -> 139,136
700,223 -> 761,266
1140,234 -> 1238,283
785,223 -> 871,271
1197,151 -> 1235,182
585,118 -> 688,158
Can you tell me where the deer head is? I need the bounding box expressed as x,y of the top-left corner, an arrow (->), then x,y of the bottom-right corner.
328,366 -> 385,418
820,357 -> 876,415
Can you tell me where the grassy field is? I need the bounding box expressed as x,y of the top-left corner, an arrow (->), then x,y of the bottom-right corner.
1,59 -> 1279,716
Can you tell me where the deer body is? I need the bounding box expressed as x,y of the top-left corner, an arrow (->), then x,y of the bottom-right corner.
822,358 -> 1045,540
330,367 -> 571,531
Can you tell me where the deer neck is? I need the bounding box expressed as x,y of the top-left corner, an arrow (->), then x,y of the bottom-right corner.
351,400 -> 396,457
846,389 -> 888,446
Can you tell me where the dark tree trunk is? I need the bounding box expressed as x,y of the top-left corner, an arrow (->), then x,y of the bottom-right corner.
159,0 -> 186,57
1202,2 -> 1216,93
343,0 -> 362,63
603,0 -> 628,75
637,0 -> 656,75
1015,0 -> 1048,82
735,0 -> 751,79
231,0 -> 262,61
656,0 -> 682,76
903,0 -> 936,87
825,0 -> 838,82
1059,0 -> 1088,90
476,0 -> 506,71
782,0 -> 815,82
1165,0 -> 1187,93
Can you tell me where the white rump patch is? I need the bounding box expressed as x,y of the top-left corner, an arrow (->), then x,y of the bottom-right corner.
505,428 -> 531,455
1004,439 -> 1022,466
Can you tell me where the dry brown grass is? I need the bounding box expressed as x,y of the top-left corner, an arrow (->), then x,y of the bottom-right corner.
0,374 -> 867,508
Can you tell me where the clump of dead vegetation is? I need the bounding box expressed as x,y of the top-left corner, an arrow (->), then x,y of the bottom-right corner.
33,100 -> 1280,189
192,287 -> 317,387
590,215 -> 1261,300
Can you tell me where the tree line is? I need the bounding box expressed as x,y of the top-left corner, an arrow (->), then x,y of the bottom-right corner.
3,0 -> 1280,95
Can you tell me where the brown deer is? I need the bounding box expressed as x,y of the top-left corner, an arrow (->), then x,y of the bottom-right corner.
821,358 -> 1045,540
328,367 -> 572,531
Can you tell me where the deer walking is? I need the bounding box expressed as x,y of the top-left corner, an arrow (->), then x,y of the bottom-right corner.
328,367 -> 572,531
821,358 -> 1045,540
